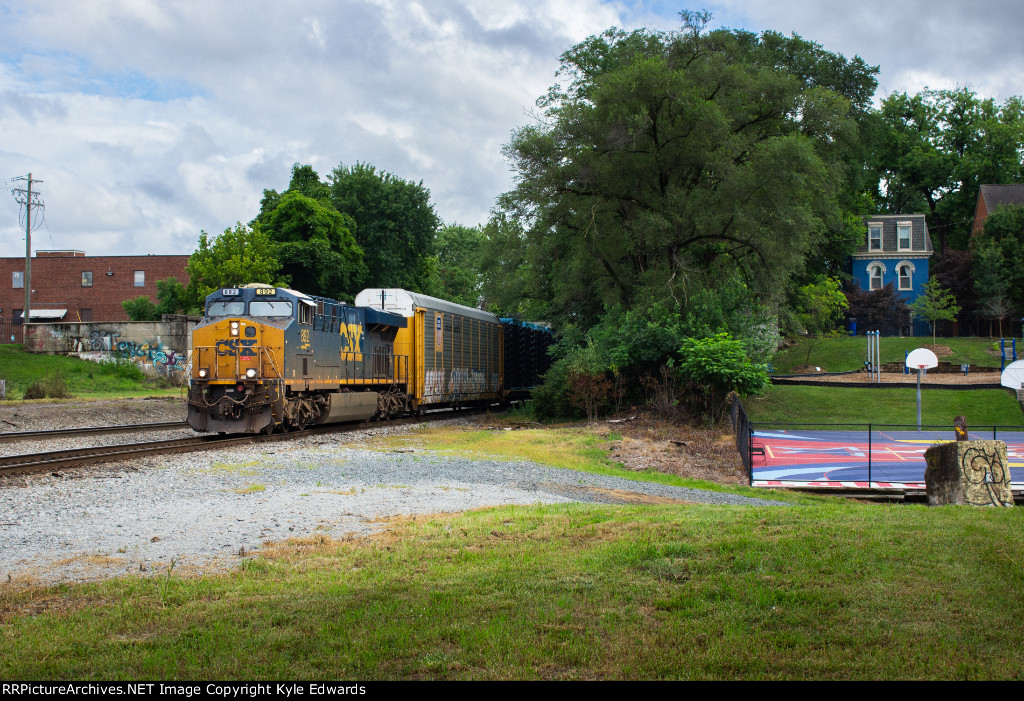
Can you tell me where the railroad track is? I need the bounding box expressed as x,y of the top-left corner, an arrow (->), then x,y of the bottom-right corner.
0,421 -> 188,444
0,410 -> 478,478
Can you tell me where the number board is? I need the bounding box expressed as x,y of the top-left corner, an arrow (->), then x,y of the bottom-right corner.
221,288 -> 240,296
255,288 -> 276,296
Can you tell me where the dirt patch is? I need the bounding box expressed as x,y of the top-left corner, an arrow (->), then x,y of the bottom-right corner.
777,369 -> 1002,385
791,364 -> 828,374
923,344 -> 954,358
599,414 -> 747,485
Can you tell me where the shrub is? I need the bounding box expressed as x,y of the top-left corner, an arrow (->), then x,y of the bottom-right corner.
22,382 -> 45,400
43,371 -> 70,399
676,333 -> 769,421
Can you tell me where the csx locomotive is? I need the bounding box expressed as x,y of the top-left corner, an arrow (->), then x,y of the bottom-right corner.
187,285 -> 552,434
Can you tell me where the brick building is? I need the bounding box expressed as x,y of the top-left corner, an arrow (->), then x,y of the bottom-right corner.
0,251 -> 189,342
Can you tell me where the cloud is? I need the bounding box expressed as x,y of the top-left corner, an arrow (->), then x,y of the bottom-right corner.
0,0 -> 1020,260
0,0 -> 621,258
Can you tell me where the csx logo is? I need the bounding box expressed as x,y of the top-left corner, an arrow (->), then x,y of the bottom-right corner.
216,338 -> 257,356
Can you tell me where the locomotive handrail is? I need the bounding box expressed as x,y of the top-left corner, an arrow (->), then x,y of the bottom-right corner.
191,345 -> 282,381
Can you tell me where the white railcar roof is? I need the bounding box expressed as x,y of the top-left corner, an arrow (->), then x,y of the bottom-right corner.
355,288 -> 498,324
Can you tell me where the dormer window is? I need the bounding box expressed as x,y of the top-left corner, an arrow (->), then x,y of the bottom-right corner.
898,222 -> 912,250
869,223 -> 882,251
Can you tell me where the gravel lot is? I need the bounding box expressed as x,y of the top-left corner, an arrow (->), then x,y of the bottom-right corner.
0,398 -> 786,586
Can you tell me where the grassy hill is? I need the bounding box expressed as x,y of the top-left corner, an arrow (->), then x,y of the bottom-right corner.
743,384 -> 1024,426
0,344 -> 180,400
772,336 -> 1013,375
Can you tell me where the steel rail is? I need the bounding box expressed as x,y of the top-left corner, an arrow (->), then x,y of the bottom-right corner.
0,408 -> 482,478
0,421 -> 188,444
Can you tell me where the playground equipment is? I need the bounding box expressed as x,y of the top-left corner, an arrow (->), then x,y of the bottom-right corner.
906,347 -> 939,431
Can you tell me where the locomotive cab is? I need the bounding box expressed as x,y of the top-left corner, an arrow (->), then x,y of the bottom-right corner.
187,285 -> 407,434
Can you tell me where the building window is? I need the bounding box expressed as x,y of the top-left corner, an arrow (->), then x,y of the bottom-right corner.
869,223 -> 882,251
869,263 -> 884,291
82,271 -> 93,287
80,308 -> 92,322
134,270 -> 145,287
898,222 -> 912,250
897,261 -> 914,291
12,271 -> 23,289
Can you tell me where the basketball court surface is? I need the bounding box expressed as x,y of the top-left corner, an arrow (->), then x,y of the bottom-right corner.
749,427 -> 1024,489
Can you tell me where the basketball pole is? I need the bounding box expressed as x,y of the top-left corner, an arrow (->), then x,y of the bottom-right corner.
916,366 -> 923,431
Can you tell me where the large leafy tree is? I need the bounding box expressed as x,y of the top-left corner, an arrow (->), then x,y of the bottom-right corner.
870,89 -> 1024,250
973,203 -> 1024,319
487,14 -> 875,331
329,162 -> 440,292
185,222 -> 287,308
434,224 -> 485,307
257,164 -> 367,299
261,191 -> 367,300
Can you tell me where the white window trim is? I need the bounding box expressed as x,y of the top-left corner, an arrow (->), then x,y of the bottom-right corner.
12,271 -> 24,289
134,270 -> 145,287
896,260 -> 915,291
868,222 -> 883,251
867,261 -> 886,291
897,221 -> 913,251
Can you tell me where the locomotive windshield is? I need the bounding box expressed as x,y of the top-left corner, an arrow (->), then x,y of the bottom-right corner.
207,301 -> 246,317
250,300 -> 294,317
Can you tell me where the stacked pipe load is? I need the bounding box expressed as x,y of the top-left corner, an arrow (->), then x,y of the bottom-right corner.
500,318 -> 554,391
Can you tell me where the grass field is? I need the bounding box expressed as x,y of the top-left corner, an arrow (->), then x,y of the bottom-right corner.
2,424 -> 1023,680
772,336 -> 1015,374
0,344 -> 180,399
743,384 -> 1024,426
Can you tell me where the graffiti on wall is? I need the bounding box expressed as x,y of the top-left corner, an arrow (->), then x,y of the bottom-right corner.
961,446 -> 1013,507
43,326 -> 187,378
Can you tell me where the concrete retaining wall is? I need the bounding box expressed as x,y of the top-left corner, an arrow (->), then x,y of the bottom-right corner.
23,315 -> 201,380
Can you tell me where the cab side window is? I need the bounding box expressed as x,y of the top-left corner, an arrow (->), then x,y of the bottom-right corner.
299,303 -> 313,325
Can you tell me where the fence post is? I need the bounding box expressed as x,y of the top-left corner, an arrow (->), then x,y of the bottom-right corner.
867,424 -> 872,488
748,425 -> 753,486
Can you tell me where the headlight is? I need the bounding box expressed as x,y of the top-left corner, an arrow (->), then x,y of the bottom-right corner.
230,321 -> 240,337
198,368 -> 208,378
245,368 -> 257,379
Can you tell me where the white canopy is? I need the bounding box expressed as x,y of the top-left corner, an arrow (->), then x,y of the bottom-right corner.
27,309 -> 67,320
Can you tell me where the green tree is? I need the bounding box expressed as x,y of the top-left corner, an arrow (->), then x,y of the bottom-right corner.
185,222 -> 287,308
909,278 -> 961,345
974,204 -> 1024,318
793,276 -> 849,367
329,162 -> 440,292
434,224 -> 485,307
487,14 -> 873,332
261,191 -> 367,299
870,89 -> 1024,250
121,277 -> 198,321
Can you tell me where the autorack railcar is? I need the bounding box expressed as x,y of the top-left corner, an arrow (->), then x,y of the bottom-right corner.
354,288 -> 505,412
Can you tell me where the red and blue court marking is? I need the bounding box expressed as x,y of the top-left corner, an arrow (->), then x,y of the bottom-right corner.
750,428 -> 1024,489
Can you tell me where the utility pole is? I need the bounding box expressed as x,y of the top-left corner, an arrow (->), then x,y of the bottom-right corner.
11,173 -> 43,335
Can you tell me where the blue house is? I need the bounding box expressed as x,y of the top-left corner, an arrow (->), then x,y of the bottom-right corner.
850,214 -> 934,336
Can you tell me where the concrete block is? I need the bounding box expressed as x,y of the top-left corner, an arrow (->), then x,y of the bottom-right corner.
924,440 -> 1013,507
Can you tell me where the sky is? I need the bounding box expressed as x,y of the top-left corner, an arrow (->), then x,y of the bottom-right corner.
1,0 -> 1022,259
